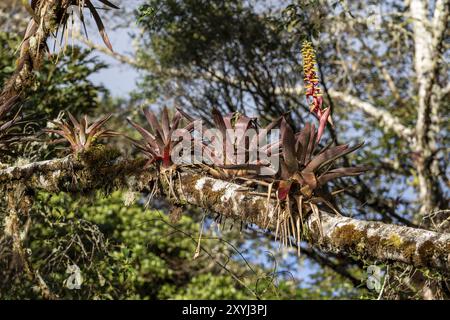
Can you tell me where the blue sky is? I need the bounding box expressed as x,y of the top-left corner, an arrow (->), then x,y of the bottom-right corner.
86,27 -> 140,95
69,1 -> 141,96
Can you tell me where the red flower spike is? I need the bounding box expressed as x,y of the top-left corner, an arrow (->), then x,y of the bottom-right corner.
301,40 -> 333,142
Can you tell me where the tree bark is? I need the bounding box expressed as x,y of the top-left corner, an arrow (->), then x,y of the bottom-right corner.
410,0 -> 449,217
1,156 -> 449,274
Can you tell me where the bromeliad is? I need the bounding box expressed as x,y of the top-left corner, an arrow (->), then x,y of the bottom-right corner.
277,118 -> 367,201
273,118 -> 368,246
127,107 -> 192,169
177,108 -> 278,179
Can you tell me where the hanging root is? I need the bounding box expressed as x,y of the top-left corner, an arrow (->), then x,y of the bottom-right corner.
265,191 -> 329,256
309,202 -> 324,241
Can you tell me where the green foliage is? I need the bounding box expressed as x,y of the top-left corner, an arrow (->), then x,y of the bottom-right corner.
25,48 -> 108,123
137,4 -> 160,27
0,32 -> 107,122
3,191 -> 316,299
165,274 -> 248,299
134,0 -> 304,108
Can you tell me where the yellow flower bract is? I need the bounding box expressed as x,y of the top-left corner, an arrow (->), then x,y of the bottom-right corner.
301,40 -> 318,82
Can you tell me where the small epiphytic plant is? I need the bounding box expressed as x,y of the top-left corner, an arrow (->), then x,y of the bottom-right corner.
127,107 -> 192,169
301,40 -> 332,142
123,43 -> 368,249
64,0 -> 119,51
45,0 -> 120,52
45,112 -> 116,154
20,0 -> 119,61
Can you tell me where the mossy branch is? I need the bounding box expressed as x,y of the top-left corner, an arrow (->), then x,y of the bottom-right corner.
1,156 -> 449,274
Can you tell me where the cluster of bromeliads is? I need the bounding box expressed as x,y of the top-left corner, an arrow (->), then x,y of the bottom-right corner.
0,41 -> 368,247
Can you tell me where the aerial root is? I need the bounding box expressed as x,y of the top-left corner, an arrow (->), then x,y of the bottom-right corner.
264,193 -> 328,256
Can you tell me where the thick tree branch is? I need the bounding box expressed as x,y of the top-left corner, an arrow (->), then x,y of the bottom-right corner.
1,157 -> 449,274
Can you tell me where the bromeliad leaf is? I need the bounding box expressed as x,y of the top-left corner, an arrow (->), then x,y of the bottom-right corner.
318,166 -> 369,185
50,0 -> 120,52
281,118 -> 298,175
127,107 -> 188,168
